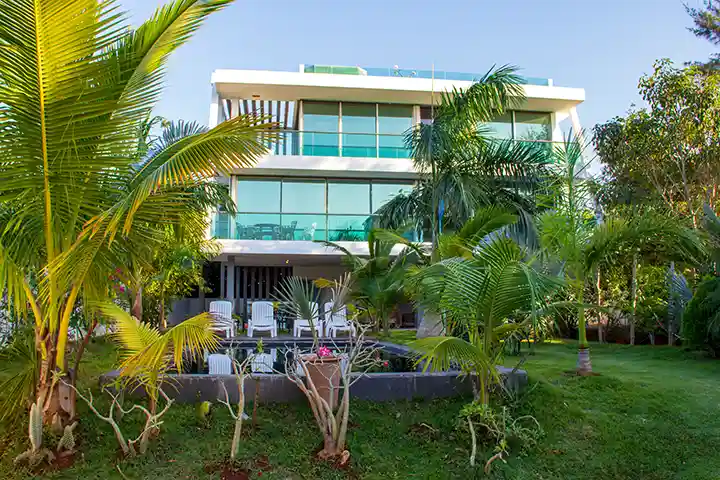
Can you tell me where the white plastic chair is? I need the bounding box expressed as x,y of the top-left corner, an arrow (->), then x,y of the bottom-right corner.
293,302 -> 322,337
248,301 -> 277,337
250,348 -> 277,373
208,353 -> 232,375
324,302 -> 356,338
209,300 -> 234,338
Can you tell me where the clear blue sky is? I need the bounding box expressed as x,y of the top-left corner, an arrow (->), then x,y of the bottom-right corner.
121,0 -> 715,132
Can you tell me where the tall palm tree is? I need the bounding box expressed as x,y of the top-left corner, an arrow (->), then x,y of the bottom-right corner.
0,0 -> 272,425
406,209 -> 562,404
539,135 -> 704,373
374,66 -> 549,251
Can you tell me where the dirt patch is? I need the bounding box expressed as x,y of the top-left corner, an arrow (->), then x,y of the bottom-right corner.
204,461 -> 251,480
253,454 -> 272,471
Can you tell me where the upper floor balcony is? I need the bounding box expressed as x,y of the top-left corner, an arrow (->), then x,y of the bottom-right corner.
261,129 -> 555,161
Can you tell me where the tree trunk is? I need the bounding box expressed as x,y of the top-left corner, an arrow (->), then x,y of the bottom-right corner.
668,261 -> 675,346
596,267 -> 604,344
576,347 -> 592,374
576,279 -> 592,374
132,285 -> 143,321
630,252 -> 638,346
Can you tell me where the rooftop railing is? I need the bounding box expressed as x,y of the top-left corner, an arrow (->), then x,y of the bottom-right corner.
303,64 -> 551,86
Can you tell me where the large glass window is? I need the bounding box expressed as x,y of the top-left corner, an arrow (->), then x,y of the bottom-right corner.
328,215 -> 371,241
236,179 -> 281,213
514,112 -> 551,141
235,214 -> 282,240
280,214 -> 327,241
342,103 -> 376,157
485,112 -> 513,139
303,102 -> 339,156
372,182 -> 413,212
328,182 -> 370,214
378,105 -> 412,158
224,178 -> 417,242
281,180 -> 325,213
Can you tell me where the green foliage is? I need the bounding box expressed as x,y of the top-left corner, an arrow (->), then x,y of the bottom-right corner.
317,231 -> 411,335
100,303 -> 219,409
0,327 -> 38,427
0,0 -> 273,424
682,276 -> 720,357
375,66 -> 548,248
459,402 -> 542,471
594,60 -> 720,224
408,209 -> 562,403
686,0 -> 720,69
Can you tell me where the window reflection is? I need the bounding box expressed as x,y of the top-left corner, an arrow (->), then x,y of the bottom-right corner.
220,178 -> 414,242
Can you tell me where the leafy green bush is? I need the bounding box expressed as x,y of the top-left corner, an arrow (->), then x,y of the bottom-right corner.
682,276 -> 720,357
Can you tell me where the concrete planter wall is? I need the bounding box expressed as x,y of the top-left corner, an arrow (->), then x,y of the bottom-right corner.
99,341 -> 527,404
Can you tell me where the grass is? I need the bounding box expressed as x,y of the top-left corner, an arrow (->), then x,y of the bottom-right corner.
1,338 -> 719,479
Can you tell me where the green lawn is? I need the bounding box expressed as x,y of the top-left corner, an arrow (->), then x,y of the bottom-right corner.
1,339 -> 719,479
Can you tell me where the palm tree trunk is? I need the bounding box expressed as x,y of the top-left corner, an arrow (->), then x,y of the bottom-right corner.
132,285 -> 143,321
596,267 -> 604,344
576,279 -> 592,374
630,252 -> 638,346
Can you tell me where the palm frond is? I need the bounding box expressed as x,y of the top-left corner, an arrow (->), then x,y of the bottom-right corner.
410,336 -> 491,373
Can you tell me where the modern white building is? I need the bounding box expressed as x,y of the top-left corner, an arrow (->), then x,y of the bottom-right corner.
170,64 -> 585,324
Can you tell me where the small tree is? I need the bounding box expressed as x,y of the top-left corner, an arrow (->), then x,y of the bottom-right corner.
217,356 -> 254,462
280,325 -> 380,464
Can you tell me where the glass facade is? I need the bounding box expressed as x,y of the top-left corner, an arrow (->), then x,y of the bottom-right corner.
295,101 -> 553,159
342,103 -> 377,157
514,112 -> 552,141
302,102 -> 339,156
378,104 -> 412,158
214,178 -> 415,241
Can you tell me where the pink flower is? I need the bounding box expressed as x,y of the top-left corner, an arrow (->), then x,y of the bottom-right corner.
119,285 -> 125,293
317,346 -> 332,358
115,267 -> 122,274
383,361 -> 389,367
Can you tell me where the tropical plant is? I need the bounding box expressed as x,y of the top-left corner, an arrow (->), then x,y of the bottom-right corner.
459,402 -> 542,472
318,231 -> 416,335
375,66 -> 549,250
408,210 -> 562,404
0,0 -> 272,427
682,275 -> 720,357
99,303 -> 219,417
539,135 -> 704,371
275,276 -> 322,345
121,119 -> 236,327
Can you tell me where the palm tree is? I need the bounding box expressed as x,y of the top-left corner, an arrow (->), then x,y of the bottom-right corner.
0,0 -> 272,426
122,119 -> 237,327
406,210 -> 562,405
318,231 -> 421,336
539,135 -> 704,373
374,66 -> 549,251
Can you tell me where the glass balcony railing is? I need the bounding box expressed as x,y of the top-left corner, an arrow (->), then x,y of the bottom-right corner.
211,212 -> 421,243
263,130 -> 557,159
264,130 -> 411,158
303,64 -> 551,86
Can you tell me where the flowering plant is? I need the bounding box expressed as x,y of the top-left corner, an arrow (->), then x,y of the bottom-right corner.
317,346 -> 332,358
